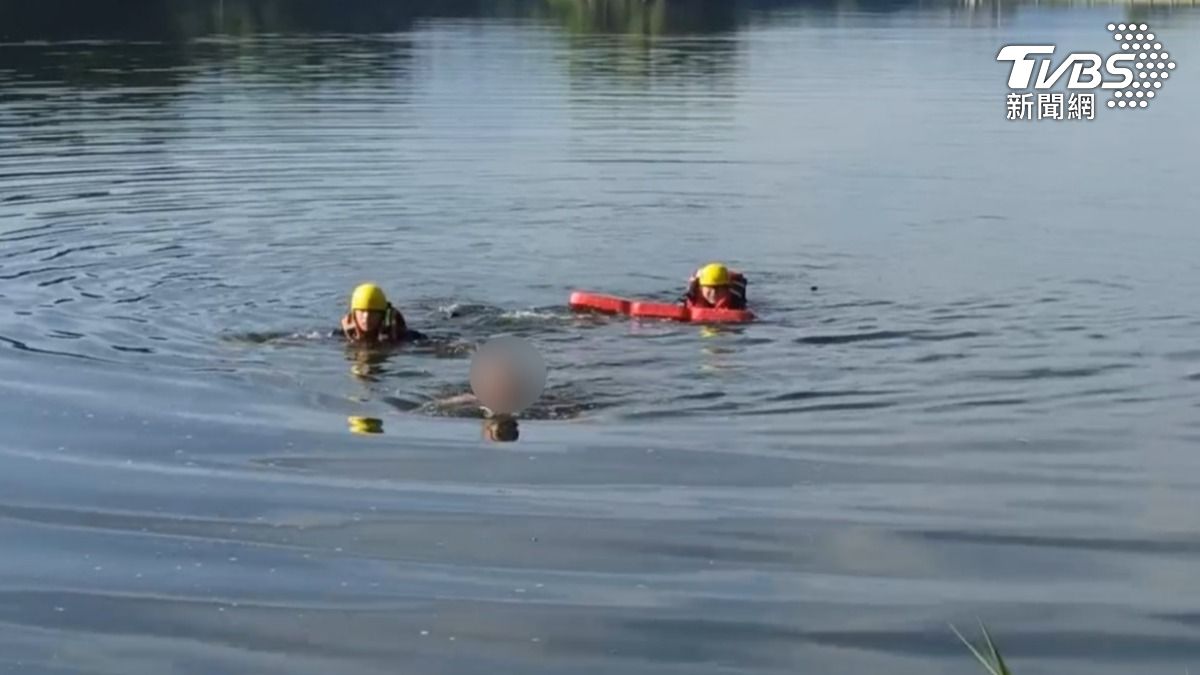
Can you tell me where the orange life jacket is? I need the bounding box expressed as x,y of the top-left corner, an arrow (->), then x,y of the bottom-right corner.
684,269 -> 747,310
341,305 -> 409,343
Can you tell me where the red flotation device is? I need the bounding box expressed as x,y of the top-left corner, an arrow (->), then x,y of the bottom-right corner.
630,301 -> 689,322
687,306 -> 755,323
568,292 -> 629,315
570,292 -> 754,324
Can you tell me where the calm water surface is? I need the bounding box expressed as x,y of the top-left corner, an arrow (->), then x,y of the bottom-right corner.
2,2 -> 1200,673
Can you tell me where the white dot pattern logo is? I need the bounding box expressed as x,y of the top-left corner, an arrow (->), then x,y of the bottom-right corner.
1110,22 -> 1173,110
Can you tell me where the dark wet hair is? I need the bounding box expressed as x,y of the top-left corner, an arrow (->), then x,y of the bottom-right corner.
483,416 -> 519,442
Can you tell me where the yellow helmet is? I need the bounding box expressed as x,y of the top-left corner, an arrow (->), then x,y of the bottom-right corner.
697,263 -> 730,287
350,283 -> 388,311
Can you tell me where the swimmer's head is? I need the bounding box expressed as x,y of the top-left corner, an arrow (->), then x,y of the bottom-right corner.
697,263 -> 730,288
353,309 -> 384,333
470,336 -> 546,416
700,285 -> 735,305
696,263 -> 734,305
350,284 -> 389,332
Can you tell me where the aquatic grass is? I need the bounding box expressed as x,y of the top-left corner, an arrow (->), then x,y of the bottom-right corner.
952,624 -> 1196,675
952,621 -> 1012,675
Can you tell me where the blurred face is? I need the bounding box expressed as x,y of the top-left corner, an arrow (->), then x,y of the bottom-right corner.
354,310 -> 384,333
700,285 -> 730,305
469,337 -> 546,417
474,360 -> 523,412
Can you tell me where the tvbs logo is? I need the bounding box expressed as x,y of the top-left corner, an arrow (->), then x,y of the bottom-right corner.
997,23 -> 1175,120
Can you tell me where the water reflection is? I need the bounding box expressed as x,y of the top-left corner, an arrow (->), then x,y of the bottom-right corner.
345,345 -> 393,381
0,0 -> 491,41
1,0 -> 1192,48
482,414 -> 520,442
539,0 -> 739,35
0,0 -> 1038,47
0,36 -> 417,100
347,414 -> 384,434
13,0 -> 1181,111
698,326 -> 744,374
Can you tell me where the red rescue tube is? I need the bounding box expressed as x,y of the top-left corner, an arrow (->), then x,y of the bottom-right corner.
569,291 -> 756,324
569,292 -> 631,315
686,306 -> 756,324
630,301 -> 689,322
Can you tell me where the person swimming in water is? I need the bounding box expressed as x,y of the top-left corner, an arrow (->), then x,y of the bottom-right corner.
683,263 -> 747,310
340,283 -> 426,345
426,351 -> 528,417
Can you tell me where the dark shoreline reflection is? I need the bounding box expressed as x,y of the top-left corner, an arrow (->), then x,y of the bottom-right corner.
0,0 -> 987,45
4,0 -> 1181,100
1,0 -> 1189,46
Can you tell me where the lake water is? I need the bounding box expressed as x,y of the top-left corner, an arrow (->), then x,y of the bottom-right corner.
2,1 -> 1200,673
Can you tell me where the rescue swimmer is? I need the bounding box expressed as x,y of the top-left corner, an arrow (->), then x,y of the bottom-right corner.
682,263 -> 748,310
339,283 -> 426,345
